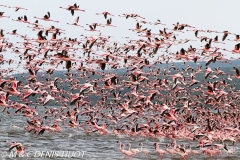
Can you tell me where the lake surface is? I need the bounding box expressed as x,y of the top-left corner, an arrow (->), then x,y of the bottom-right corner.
0,107 -> 239,160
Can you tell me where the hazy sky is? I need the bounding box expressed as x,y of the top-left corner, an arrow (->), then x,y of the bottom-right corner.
0,0 -> 240,73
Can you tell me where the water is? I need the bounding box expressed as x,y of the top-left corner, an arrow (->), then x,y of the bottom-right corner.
0,109 -> 239,160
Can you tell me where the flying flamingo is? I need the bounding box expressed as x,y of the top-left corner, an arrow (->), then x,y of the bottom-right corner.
34,12 -> 59,23
96,11 -> 114,19
12,15 -> 30,23
223,43 -> 240,53
84,24 -> 100,32
22,87 -> 41,100
0,12 -> 10,18
129,22 -> 142,32
28,20 -> 43,30
104,18 -> 116,27
86,23 -> 105,27
212,35 -> 225,44
29,30 -> 48,45
0,4 -> 7,7
66,16 -> 84,28
149,19 -> 166,25
186,29 -> 205,37
227,34 -> 240,41
5,81 -> 21,96
233,67 -> 240,79
0,29 -> 5,39
215,30 -> 236,41
8,6 -> 28,11
8,142 -> 26,155
6,29 -> 19,36
60,3 -> 85,16
0,93 -> 8,107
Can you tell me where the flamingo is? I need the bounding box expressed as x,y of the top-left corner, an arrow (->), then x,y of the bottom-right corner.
223,43 -> 240,53
233,67 -> 240,79
215,30 -> 235,41
105,18 -> 116,27
149,19 -> 166,25
0,4 -> 7,7
154,142 -> 166,159
96,11 -> 114,19
8,6 -> 28,11
66,16 -> 84,28
117,141 -> 135,157
186,29 -> 204,37
139,143 -> 151,156
129,22 -> 142,32
12,15 -> 30,23
8,142 -> 26,155
0,12 -> 10,18
42,93 -> 55,106
60,3 -> 85,16
127,143 -> 140,154
227,34 -> 240,41
0,93 -> 8,107
34,12 -> 59,23
84,24 -> 100,32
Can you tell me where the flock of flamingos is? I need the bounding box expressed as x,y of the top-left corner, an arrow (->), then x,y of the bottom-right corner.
1,2 -> 240,159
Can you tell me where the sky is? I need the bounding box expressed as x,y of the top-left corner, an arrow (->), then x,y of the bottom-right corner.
0,0 -> 240,73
